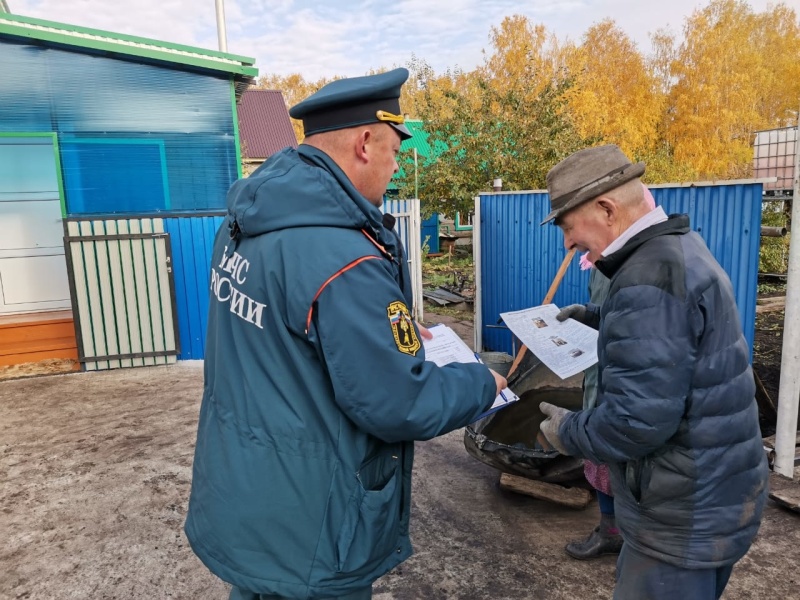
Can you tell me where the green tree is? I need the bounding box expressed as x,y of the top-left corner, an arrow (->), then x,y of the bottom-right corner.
395,16 -> 587,217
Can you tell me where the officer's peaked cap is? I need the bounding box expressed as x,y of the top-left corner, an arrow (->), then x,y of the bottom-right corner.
289,68 -> 412,140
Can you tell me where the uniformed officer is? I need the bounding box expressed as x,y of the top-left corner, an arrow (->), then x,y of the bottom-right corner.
185,68 -> 507,600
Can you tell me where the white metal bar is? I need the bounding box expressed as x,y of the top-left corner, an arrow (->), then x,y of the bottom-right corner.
80,220 -> 107,370
473,196 -> 482,353
129,220 -> 156,367
152,219 -> 177,364
68,221 -> 97,371
93,220 -> 122,369
409,199 -> 423,322
104,220 -> 132,368
775,122 -> 800,479
117,220 -> 145,368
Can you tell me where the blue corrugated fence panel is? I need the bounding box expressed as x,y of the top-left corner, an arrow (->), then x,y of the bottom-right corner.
422,214 -> 439,253
480,184 -> 762,359
164,215 -> 225,359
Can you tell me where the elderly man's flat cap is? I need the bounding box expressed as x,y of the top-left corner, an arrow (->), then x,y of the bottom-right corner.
289,68 -> 412,140
542,144 -> 645,225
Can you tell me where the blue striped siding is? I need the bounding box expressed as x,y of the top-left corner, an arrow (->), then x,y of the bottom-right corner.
164,215 -> 224,360
479,184 -> 762,359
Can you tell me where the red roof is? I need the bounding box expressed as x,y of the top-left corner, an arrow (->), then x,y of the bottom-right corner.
238,89 -> 298,159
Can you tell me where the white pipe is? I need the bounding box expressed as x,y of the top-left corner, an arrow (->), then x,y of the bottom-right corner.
774,119 -> 800,479
473,195 -> 482,352
215,0 -> 228,53
414,148 -> 419,201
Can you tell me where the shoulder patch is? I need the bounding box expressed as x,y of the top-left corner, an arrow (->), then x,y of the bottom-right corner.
387,300 -> 421,356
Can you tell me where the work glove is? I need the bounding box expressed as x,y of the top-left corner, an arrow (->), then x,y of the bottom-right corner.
556,304 -> 599,330
539,402 -> 572,456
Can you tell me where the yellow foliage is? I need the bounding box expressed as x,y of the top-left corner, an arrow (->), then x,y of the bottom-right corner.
666,0 -> 800,179
563,20 -> 663,161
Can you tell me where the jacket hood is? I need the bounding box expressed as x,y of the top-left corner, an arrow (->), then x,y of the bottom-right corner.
226,145 -> 386,239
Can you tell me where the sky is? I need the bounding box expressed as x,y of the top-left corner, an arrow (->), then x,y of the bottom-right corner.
8,0 -> 798,81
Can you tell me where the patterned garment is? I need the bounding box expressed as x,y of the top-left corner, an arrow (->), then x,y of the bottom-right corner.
584,459 -> 613,496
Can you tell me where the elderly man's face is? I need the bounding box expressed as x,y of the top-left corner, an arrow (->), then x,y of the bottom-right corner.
555,198 -> 616,263
363,125 -> 401,205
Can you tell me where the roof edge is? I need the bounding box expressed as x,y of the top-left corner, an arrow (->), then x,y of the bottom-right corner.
0,13 -> 257,78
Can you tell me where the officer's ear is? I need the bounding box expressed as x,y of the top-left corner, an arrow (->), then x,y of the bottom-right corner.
354,127 -> 372,164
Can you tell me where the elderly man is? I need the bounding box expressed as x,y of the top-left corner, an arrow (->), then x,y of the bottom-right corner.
184,69 -> 506,600
538,145 -> 768,600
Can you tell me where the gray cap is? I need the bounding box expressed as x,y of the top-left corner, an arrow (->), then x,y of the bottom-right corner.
541,144 -> 645,225
289,68 -> 412,140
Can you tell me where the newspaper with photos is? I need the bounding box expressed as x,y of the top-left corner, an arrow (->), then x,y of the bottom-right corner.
422,324 -> 519,420
500,304 -> 598,380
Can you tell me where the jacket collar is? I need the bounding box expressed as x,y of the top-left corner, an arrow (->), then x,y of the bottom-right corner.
595,214 -> 690,279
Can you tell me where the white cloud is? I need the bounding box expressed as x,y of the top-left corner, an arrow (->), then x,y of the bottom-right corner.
9,0 -> 798,80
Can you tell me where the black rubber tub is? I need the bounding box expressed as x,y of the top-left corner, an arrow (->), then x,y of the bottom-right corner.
464,350 -> 585,484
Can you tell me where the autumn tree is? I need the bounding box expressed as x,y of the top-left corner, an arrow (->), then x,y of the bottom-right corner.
563,20 -> 663,168
395,16 -> 587,217
666,0 -> 800,179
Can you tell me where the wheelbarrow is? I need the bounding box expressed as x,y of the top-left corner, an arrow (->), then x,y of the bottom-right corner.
464,349 -> 592,507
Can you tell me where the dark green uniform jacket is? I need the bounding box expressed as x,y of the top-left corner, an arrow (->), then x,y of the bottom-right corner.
185,145 -> 496,598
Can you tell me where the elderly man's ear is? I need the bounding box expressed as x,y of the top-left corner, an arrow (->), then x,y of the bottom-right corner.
596,198 -> 617,223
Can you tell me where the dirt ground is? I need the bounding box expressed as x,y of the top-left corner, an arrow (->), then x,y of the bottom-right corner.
2,313 -> 800,600
752,301 -> 786,437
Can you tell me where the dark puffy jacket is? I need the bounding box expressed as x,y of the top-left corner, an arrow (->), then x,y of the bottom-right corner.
559,215 -> 768,569
184,145 -> 497,598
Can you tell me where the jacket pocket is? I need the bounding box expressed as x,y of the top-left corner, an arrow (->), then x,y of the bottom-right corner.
335,458 -> 402,574
625,457 -> 652,503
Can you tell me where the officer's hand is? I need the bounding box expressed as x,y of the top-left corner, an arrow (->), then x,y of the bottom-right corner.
416,323 -> 433,340
556,304 -> 588,324
489,369 -> 508,397
539,401 -> 572,455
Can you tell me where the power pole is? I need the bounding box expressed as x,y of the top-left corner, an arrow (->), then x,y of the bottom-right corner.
215,0 -> 227,52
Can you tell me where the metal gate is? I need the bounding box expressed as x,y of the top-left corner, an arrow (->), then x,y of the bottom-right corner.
382,198 -> 423,321
64,217 -> 179,370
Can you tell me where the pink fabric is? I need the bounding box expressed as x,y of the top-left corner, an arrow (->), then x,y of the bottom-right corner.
584,459 -> 614,496
578,184 -> 656,271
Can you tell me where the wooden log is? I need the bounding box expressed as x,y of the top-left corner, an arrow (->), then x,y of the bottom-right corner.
499,472 -> 593,509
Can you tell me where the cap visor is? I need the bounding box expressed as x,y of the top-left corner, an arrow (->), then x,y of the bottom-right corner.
389,122 -> 412,140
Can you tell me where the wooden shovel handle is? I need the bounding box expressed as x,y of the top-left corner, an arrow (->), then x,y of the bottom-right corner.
506,247 -> 577,378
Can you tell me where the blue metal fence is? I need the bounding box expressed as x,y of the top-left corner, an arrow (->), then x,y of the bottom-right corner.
478,183 -> 763,358
163,215 -> 225,360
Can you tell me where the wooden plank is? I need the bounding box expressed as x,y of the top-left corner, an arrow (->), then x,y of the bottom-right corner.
499,472 -> 593,509
756,296 -> 786,314
769,471 -> 800,514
